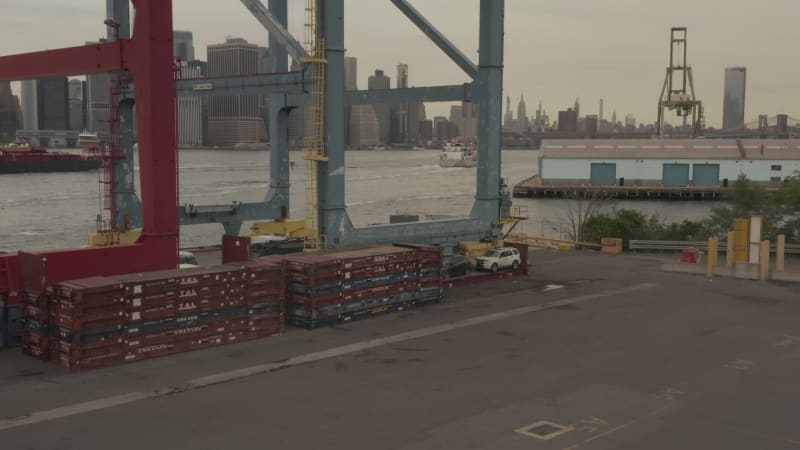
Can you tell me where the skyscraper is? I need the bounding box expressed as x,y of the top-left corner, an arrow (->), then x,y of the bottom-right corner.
20,79 -> 37,131
516,94 -> 527,132
207,38 -> 264,147
85,39 -> 110,140
392,63 -> 409,144
257,46 -> 271,73
461,101 -> 478,139
396,63 -> 408,89
173,30 -> 195,63
36,77 -> 70,130
722,67 -> 746,130
624,114 -> 636,130
344,57 -> 358,91
558,108 -> 578,132
344,56 -> 357,146
348,105 -> 380,146
0,81 -> 20,139
599,99 -> 604,122
177,62 -> 203,147
504,96 -> 514,129
368,69 -> 391,144
68,79 -> 84,131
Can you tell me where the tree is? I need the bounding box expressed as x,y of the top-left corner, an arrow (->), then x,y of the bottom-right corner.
581,209 -> 663,248
562,190 -> 613,241
773,171 -> 800,241
702,175 -> 780,239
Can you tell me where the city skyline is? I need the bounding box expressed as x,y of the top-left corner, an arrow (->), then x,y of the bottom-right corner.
1,0 -> 798,127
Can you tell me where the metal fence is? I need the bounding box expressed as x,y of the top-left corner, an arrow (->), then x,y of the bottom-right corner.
629,240 -> 800,254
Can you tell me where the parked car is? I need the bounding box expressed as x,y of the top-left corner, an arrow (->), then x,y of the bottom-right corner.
475,247 -> 522,272
178,250 -> 199,269
445,254 -> 470,278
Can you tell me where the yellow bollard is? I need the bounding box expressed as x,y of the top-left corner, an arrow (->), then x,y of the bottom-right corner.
760,240 -> 770,281
776,234 -> 786,272
707,237 -> 719,278
733,218 -> 749,263
726,231 -> 735,268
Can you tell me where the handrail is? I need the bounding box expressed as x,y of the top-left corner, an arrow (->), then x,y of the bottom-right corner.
507,234 -> 602,248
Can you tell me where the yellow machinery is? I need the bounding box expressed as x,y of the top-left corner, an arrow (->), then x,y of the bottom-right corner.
86,229 -> 141,247
458,240 -> 502,267
301,0 -> 327,251
246,219 -> 312,239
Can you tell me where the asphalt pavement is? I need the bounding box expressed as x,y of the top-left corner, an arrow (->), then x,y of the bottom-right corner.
1,250 -> 799,450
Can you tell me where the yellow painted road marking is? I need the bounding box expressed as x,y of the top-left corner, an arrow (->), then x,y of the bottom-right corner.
562,403 -> 675,450
515,420 -> 575,440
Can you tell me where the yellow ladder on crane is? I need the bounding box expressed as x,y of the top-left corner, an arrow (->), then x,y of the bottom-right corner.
302,0 -> 327,251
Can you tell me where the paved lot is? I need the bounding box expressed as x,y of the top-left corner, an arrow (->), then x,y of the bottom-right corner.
1,250 -> 799,450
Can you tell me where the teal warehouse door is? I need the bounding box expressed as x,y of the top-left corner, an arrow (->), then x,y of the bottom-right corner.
693,164 -> 720,187
590,163 -> 616,186
662,163 -> 690,187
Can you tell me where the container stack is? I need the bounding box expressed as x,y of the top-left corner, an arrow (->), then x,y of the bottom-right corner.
395,242 -> 445,302
20,288 -> 55,358
50,277 -> 127,370
21,263 -> 285,371
286,245 -> 444,328
232,256 -> 285,335
0,295 -> 8,348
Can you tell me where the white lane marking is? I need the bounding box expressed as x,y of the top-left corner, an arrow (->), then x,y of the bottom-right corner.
543,284 -> 565,292
0,391 -> 162,431
0,283 -> 657,431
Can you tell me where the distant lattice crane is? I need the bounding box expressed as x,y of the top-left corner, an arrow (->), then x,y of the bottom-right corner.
656,27 -> 705,138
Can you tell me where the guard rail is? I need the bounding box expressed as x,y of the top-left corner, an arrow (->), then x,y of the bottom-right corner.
629,240 -> 800,254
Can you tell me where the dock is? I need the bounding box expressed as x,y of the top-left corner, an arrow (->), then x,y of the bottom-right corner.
513,175 -> 726,200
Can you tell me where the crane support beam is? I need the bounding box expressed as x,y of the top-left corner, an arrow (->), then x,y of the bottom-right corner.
0,42 -> 124,80
0,0 -> 179,296
177,96 -> 296,234
345,84 -> 472,104
240,0 -> 308,63
176,71 -> 306,97
390,0 -> 478,79
471,0 -> 504,223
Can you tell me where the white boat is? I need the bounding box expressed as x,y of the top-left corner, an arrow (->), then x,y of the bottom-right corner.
438,141 -> 476,168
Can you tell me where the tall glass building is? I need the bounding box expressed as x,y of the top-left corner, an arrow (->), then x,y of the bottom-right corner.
722,67 -> 746,130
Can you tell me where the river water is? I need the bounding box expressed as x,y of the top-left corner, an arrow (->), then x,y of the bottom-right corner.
0,149 -> 716,251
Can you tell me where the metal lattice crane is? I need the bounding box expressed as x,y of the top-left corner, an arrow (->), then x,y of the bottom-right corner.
302,0 -> 328,250
656,27 -> 705,138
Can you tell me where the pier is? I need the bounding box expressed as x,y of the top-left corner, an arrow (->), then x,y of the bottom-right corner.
513,175 -> 726,200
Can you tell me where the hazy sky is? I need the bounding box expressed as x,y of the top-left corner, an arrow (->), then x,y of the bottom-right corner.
3,0 -> 799,127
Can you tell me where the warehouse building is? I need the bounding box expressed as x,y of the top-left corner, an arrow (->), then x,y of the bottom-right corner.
539,139 -> 800,188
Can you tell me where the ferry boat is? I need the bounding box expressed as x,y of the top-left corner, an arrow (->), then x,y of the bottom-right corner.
438,141 -> 476,168
0,142 -> 102,174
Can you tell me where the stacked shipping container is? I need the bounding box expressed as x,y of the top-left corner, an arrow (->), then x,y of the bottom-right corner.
14,245 -> 449,369
21,262 -> 285,371
286,245 -> 444,328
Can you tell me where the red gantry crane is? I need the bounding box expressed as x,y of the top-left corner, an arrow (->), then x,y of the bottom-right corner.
0,0 -> 179,303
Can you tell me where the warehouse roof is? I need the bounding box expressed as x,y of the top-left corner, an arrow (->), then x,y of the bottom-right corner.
541,139 -> 800,160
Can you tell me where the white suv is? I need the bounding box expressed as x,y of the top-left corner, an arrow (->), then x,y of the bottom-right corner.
475,247 -> 522,272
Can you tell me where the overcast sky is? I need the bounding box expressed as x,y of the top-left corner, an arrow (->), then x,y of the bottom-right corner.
3,0 -> 799,127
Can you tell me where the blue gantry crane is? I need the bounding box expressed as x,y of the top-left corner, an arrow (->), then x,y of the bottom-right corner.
104,0 -> 510,249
